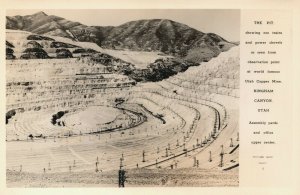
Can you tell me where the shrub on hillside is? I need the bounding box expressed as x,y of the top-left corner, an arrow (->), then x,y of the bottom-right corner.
56,49 -> 73,58
27,41 -> 43,49
51,111 -> 69,125
27,34 -> 54,41
6,48 -> 16,59
73,48 -> 86,53
6,41 -> 14,48
50,41 -> 78,48
6,109 -> 16,124
6,48 -> 14,55
87,49 -> 98,53
21,48 -> 49,59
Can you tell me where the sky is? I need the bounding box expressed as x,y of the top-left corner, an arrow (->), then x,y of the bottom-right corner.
7,9 -> 240,42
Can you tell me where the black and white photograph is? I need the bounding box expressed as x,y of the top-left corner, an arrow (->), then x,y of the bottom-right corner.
5,9 -> 240,187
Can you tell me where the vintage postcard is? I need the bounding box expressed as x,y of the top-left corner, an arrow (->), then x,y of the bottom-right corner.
0,1 -> 299,195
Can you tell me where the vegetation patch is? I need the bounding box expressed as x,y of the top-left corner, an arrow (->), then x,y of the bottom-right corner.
56,49 -> 73,58
27,41 -> 43,48
6,48 -> 16,59
6,40 -> 14,48
73,48 -> 87,53
50,41 -> 78,48
21,48 -> 49,59
51,110 -> 69,126
27,34 -> 54,41
6,109 -> 16,124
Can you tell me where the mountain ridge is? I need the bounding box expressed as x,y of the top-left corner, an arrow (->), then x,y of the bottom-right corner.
6,12 -> 237,62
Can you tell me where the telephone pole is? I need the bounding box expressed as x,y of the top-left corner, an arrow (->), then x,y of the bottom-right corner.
118,157 -> 126,187
142,150 -> 145,162
219,145 -> 224,167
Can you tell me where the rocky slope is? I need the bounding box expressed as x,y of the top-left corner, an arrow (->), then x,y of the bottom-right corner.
6,29 -> 200,82
7,12 -> 237,62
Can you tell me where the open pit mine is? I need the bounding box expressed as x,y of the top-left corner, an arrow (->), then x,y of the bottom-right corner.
6,19 -> 239,187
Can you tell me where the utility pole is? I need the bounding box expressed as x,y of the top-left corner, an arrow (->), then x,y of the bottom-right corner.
219,145 -> 224,167
119,157 -> 123,170
142,150 -> 145,162
209,151 -> 212,162
118,158 -> 126,187
95,162 -> 99,172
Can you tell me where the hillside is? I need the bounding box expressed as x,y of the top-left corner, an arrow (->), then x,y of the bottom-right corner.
6,12 -> 237,63
7,12 -> 92,39
6,30 -> 104,59
5,30 -> 199,82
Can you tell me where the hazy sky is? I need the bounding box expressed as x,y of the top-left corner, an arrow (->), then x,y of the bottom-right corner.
7,9 -> 240,42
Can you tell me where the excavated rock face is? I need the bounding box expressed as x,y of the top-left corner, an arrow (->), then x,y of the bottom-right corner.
5,56 -> 137,115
